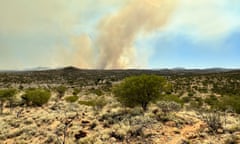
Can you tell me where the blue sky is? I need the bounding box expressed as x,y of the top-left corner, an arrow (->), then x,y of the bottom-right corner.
0,0 -> 240,70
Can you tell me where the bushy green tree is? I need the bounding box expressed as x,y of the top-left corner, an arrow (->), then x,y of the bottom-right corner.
0,89 -> 17,114
113,75 -> 169,111
22,89 -> 51,106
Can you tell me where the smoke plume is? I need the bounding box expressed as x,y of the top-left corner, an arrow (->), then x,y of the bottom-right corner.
96,0 -> 177,69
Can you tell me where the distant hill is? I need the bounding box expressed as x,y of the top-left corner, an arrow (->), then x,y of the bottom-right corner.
0,66 -> 237,74
0,66 -> 240,88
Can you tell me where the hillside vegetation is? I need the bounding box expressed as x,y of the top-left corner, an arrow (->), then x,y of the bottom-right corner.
0,68 -> 240,143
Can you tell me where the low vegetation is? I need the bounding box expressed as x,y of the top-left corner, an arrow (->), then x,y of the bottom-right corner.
21,88 -> 51,106
0,69 -> 240,143
78,97 -> 107,110
65,95 -> 79,103
0,89 -> 17,114
56,86 -> 67,98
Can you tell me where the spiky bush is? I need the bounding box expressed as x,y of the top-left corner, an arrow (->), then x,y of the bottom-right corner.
199,110 -> 223,133
156,101 -> 181,115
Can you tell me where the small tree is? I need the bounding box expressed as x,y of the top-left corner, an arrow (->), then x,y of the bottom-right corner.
22,89 -> 51,106
0,89 -> 17,114
56,86 -> 67,99
113,75 -> 169,111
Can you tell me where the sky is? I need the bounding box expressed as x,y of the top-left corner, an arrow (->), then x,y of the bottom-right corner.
0,0 -> 240,70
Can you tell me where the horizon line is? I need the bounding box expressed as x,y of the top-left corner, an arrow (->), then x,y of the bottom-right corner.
0,66 -> 240,72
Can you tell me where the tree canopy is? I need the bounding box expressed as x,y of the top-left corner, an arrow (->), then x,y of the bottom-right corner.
113,74 -> 169,111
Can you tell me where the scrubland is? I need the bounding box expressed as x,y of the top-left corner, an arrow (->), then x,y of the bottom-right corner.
0,68 -> 240,144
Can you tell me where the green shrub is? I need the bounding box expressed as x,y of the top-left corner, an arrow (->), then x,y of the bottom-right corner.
79,100 -> 95,107
88,88 -> 103,96
65,95 -> 79,103
181,96 -> 191,103
160,94 -> 183,105
217,96 -> 240,114
195,97 -> 203,107
189,101 -> 202,109
79,97 -> 107,110
22,89 -> 51,106
72,88 -> 81,95
204,95 -> 219,107
113,75 -> 168,111
0,89 -> 17,114
55,86 -> 67,98
188,92 -> 194,97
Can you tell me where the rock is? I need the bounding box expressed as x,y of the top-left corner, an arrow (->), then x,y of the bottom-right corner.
186,133 -> 198,139
165,121 -> 177,127
109,137 -> 116,142
233,131 -> 240,136
82,120 -> 90,124
142,127 -> 152,137
217,129 -> 224,134
152,109 -> 159,114
199,132 -> 207,138
203,128 -> 210,133
199,123 -> 208,130
24,118 -> 33,125
45,135 -> 55,144
74,130 -> 87,140
173,128 -> 181,134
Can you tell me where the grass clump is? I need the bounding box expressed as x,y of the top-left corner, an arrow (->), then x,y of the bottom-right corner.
22,88 -> 51,106
199,110 -> 223,133
160,94 -> 183,105
156,101 -> 181,115
72,88 -> 81,95
65,95 -> 79,103
79,97 -> 107,110
88,88 -> 103,96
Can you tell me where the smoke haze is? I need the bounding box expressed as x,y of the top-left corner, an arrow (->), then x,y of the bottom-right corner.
96,0 -> 177,69
2,0 -> 238,70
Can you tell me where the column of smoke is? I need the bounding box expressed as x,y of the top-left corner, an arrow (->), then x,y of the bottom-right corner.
96,0 -> 177,69
69,0 -> 177,69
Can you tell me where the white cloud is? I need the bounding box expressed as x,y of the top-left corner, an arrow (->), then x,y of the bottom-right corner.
165,0 -> 240,41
